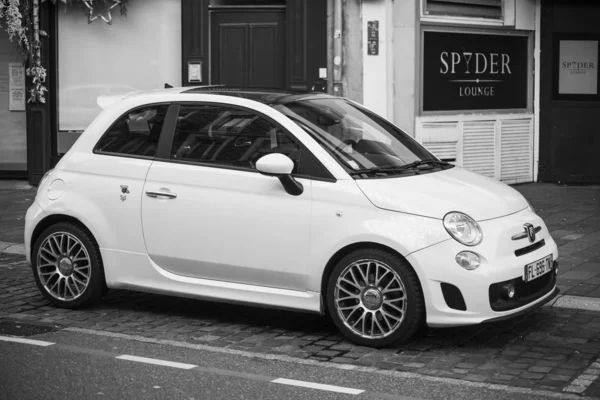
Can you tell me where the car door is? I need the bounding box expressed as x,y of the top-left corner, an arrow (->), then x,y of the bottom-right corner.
141,103 -> 313,291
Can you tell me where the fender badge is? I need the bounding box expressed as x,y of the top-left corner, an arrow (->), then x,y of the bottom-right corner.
120,185 -> 130,201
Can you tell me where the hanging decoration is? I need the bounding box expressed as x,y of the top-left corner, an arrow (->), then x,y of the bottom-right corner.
82,0 -> 122,25
0,0 -> 129,103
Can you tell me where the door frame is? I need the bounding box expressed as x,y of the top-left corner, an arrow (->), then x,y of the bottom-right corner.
181,0 -> 321,92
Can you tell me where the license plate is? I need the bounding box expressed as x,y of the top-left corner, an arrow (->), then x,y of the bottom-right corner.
523,254 -> 553,282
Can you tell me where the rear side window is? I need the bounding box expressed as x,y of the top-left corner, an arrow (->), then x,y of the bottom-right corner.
95,105 -> 169,157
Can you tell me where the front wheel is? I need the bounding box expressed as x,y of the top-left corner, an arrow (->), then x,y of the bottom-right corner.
326,249 -> 424,347
31,222 -> 105,308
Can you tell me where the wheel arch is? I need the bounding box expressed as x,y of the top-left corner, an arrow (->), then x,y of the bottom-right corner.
320,241 -> 424,316
30,214 -> 100,260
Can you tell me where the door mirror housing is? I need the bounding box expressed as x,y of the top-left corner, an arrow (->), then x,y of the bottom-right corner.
256,153 -> 294,176
256,153 -> 303,196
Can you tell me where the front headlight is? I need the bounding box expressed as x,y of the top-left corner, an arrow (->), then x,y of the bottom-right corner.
443,212 -> 483,246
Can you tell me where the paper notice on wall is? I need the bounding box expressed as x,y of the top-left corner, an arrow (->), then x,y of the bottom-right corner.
9,63 -> 26,111
559,40 -> 598,95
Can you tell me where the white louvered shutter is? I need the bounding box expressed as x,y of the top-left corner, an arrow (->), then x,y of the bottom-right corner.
424,142 -> 457,162
420,122 -> 459,163
462,121 -> 496,178
500,119 -> 533,183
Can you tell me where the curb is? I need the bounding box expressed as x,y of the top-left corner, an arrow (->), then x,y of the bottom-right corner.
0,180 -> 33,190
0,241 -> 26,256
2,240 -> 600,313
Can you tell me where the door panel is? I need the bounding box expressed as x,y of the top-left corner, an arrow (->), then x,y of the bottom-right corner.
141,163 -> 311,291
211,11 -> 285,88
249,24 -> 280,87
219,24 -> 248,86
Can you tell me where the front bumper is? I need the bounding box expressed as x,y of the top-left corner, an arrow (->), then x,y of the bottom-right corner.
406,209 -> 559,328
482,286 -> 559,324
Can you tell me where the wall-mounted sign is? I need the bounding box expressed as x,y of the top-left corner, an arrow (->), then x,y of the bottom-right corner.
558,40 -> 597,95
9,63 -> 26,111
367,21 -> 379,56
422,31 -> 529,112
188,61 -> 202,83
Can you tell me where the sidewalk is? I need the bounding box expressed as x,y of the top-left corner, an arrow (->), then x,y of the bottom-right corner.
1,180 -> 599,297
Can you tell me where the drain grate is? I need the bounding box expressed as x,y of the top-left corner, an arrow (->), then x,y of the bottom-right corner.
0,319 -> 58,337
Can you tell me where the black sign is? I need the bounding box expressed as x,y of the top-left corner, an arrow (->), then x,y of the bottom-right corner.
368,21 -> 379,56
423,31 -> 529,111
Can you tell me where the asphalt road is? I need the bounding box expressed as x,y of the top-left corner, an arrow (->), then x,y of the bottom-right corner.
0,329 -> 587,400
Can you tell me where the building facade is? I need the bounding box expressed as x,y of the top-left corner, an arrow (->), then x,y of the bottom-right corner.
362,0 -> 599,184
1,0 -> 598,184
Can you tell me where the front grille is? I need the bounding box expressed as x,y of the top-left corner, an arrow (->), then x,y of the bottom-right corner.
515,239 -> 546,257
441,283 -> 467,311
489,261 -> 557,312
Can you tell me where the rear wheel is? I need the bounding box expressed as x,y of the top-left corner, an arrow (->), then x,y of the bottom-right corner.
326,249 -> 424,347
31,222 -> 105,308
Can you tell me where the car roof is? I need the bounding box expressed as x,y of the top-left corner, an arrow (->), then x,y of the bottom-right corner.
182,86 -> 336,106
98,86 -> 338,111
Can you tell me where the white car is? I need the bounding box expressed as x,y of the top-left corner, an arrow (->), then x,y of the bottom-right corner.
25,87 -> 559,347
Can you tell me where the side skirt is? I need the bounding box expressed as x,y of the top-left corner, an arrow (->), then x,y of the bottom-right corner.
101,248 -> 323,314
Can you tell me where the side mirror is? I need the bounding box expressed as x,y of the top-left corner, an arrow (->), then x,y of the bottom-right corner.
256,153 -> 304,196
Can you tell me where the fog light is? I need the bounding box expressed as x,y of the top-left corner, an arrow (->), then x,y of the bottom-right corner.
500,283 -> 516,300
554,260 -> 559,275
455,251 -> 481,270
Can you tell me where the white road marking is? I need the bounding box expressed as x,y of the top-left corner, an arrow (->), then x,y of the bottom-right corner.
551,295 -> 600,312
563,360 -> 600,394
272,378 -> 364,395
0,335 -> 54,347
116,354 -> 197,370
0,241 -> 26,256
66,327 -> 583,400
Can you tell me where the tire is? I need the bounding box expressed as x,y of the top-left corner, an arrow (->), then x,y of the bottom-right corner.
31,222 -> 105,309
326,248 -> 425,347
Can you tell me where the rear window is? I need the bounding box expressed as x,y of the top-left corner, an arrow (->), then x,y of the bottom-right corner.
95,104 -> 169,158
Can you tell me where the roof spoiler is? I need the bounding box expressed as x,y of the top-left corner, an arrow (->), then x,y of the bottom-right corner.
97,91 -> 137,110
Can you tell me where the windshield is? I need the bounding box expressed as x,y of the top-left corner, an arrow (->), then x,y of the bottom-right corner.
275,98 -> 449,177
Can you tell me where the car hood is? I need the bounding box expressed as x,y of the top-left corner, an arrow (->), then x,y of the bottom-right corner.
355,167 -> 528,221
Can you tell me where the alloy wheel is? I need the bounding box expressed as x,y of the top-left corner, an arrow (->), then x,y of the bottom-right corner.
36,232 -> 92,301
334,259 -> 407,339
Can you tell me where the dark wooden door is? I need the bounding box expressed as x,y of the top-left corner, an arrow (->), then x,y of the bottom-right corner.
539,1 -> 600,183
210,10 -> 285,88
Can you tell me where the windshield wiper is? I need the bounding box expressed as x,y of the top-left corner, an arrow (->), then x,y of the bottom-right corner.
348,166 -> 414,176
397,159 -> 451,170
348,159 -> 451,176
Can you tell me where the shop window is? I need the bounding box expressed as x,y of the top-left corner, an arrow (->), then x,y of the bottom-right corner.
57,0 -> 181,154
423,0 -> 503,19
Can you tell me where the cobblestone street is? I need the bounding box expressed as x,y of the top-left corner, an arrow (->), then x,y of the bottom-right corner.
1,182 -> 600,397
2,251 -> 600,397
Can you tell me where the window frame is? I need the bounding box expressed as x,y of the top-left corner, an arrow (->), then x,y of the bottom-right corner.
155,101 -> 336,183
423,0 -> 503,20
418,26 -> 534,116
92,102 -> 174,160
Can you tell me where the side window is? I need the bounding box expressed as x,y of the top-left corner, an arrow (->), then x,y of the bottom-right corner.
170,105 -> 302,172
95,105 -> 169,157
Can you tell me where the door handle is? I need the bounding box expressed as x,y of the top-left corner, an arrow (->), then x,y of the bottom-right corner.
145,190 -> 177,199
